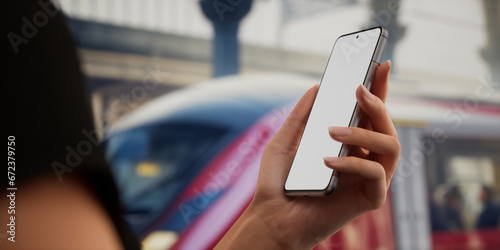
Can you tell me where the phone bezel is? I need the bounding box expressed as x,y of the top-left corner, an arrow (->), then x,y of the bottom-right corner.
284,26 -> 388,196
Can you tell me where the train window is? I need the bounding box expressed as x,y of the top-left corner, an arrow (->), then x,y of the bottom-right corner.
426,138 -> 500,248
106,123 -> 228,215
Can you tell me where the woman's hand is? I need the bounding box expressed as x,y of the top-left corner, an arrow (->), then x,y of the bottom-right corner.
216,61 -> 399,249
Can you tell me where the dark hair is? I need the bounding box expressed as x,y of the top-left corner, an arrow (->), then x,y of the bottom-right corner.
445,185 -> 462,202
481,185 -> 493,201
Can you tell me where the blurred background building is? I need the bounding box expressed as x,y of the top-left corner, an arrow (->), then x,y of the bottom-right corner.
55,0 -> 499,249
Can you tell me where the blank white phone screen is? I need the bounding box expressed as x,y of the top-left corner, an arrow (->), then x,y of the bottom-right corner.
285,28 -> 381,191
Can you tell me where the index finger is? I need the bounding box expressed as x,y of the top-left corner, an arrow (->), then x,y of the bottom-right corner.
355,62 -> 397,137
354,61 -> 391,130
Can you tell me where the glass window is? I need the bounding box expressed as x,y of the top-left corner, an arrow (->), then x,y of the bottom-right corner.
426,138 -> 500,248
107,123 -> 228,214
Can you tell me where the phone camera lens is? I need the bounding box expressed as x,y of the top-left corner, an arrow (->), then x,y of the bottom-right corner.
356,35 -> 359,39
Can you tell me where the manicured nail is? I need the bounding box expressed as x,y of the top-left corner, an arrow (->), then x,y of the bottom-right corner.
324,157 -> 342,163
361,84 -> 375,101
329,126 -> 352,136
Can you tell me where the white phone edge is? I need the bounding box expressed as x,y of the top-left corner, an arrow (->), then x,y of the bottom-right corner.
284,26 -> 388,197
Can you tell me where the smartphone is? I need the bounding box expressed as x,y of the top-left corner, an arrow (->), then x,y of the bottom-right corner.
284,26 -> 388,196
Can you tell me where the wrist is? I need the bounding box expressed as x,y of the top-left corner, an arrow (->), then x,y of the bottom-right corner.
215,202 -> 292,250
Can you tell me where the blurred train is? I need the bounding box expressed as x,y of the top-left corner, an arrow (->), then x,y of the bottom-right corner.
69,17 -> 500,250
105,74 -> 396,249
103,73 -> 500,250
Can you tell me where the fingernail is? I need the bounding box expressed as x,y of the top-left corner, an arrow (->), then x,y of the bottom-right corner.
324,157 -> 342,163
329,126 -> 352,136
361,84 -> 375,101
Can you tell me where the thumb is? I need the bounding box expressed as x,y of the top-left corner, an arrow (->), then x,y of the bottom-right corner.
269,84 -> 318,153
370,60 -> 391,103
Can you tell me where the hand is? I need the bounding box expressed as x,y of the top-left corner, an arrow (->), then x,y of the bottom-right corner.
215,61 -> 399,249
